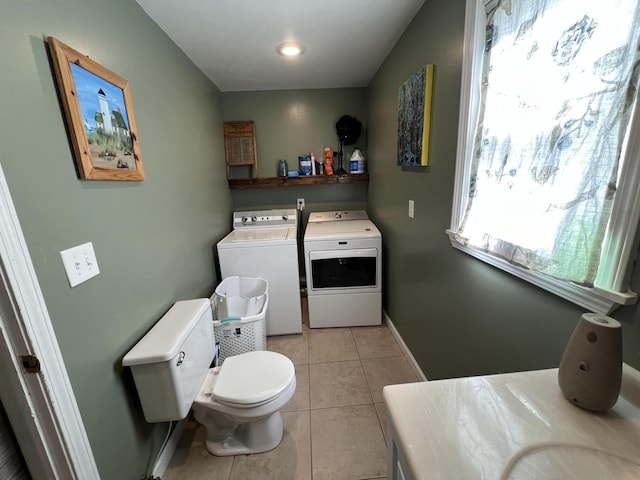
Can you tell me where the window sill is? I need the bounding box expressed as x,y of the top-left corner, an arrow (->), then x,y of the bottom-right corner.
447,231 -> 638,314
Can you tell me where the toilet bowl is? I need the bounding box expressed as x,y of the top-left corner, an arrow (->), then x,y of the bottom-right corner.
193,350 -> 296,456
122,299 -> 295,457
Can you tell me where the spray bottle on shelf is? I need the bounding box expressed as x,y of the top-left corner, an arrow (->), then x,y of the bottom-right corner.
310,152 -> 316,175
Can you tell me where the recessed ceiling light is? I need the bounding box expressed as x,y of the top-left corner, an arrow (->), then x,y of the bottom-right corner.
277,42 -> 305,57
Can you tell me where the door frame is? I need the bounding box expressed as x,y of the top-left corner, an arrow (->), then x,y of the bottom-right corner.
0,162 -> 100,479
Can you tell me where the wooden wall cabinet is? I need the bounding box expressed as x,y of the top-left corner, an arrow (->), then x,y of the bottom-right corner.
224,121 -> 257,179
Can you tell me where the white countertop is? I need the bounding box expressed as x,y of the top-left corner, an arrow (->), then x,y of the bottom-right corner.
383,365 -> 640,479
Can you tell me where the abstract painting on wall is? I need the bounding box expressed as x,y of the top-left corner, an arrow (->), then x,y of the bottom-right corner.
397,64 -> 434,167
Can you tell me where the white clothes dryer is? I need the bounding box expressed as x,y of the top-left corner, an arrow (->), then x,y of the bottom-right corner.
304,210 -> 382,328
217,209 -> 302,335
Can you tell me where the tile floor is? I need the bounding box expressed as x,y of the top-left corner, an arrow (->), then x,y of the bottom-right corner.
163,300 -> 422,480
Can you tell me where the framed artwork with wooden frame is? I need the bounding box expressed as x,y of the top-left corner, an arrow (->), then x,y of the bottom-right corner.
47,37 -> 144,180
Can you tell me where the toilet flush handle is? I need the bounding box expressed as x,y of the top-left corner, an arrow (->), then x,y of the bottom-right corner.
177,351 -> 185,366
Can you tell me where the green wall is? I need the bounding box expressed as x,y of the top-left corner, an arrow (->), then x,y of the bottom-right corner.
0,1 -> 232,478
222,89 -> 368,218
366,0 -> 640,379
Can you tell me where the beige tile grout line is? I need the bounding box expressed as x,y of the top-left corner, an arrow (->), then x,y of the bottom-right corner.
358,355 -> 389,447
301,314 -> 314,480
307,404 -> 314,480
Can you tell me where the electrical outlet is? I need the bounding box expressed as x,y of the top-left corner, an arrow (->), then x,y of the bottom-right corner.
408,200 -> 415,219
297,198 -> 305,211
60,242 -> 100,287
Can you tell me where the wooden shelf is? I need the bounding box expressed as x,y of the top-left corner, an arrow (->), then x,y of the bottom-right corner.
228,173 -> 369,189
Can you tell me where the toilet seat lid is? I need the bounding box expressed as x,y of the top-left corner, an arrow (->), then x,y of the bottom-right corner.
212,351 -> 294,405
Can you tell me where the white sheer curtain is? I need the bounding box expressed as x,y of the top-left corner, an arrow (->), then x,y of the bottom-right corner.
456,0 -> 640,286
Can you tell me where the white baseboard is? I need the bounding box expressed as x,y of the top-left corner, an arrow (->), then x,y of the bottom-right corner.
151,419 -> 187,478
383,310 -> 428,382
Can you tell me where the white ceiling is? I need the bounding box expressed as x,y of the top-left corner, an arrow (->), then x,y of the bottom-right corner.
135,0 -> 426,92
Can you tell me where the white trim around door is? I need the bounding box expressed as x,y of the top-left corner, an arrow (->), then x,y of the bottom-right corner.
0,161 -> 100,479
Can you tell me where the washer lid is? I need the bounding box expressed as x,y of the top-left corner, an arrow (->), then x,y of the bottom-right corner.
212,351 -> 294,405
229,229 -> 289,242
217,226 -> 296,248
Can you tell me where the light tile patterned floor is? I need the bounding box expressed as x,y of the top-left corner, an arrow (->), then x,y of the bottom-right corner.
164,299 -> 422,480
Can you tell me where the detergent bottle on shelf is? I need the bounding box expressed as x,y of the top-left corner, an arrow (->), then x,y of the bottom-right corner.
349,148 -> 365,173
323,147 -> 334,175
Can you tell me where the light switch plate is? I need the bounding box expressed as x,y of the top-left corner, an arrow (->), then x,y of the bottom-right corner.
60,242 -> 100,287
408,200 -> 415,219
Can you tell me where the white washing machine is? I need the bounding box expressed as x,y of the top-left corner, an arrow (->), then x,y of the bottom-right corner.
217,209 -> 302,335
304,210 -> 382,328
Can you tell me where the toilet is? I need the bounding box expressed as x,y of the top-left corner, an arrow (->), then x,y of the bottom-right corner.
122,298 -> 296,456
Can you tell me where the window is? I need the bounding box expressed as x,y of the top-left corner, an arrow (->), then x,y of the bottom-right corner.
448,0 -> 640,313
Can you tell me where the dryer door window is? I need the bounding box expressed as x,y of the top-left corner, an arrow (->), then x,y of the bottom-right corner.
310,248 -> 377,290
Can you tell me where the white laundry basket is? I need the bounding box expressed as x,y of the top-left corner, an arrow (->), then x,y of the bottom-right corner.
211,276 -> 269,364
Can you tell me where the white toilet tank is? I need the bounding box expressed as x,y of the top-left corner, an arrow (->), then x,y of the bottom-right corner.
122,298 -> 215,422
